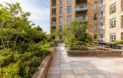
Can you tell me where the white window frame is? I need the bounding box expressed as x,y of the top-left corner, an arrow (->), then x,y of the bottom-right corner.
110,18 -> 116,28
110,33 -> 116,42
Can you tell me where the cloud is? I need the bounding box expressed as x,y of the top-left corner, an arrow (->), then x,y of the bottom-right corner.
0,0 -> 50,34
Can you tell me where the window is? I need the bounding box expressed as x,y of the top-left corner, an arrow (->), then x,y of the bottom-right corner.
59,35 -> 62,39
110,18 -> 116,28
60,8 -> 62,14
94,2 -> 97,10
94,24 -> 97,32
67,16 -> 71,23
94,34 -> 97,39
60,26 -> 62,32
100,34 -> 103,41
100,11 -> 103,19
60,17 -> 62,23
67,6 -> 71,13
100,23 -> 103,31
94,13 -> 97,20
67,0 -> 71,4
110,33 -> 116,42
60,0 -> 62,5
110,3 -> 116,14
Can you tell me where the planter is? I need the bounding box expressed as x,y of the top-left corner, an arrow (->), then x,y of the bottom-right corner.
31,47 -> 56,78
68,50 -> 123,57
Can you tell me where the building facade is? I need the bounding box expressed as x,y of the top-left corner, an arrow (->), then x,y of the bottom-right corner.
104,0 -> 123,42
50,0 -> 123,43
50,0 -> 105,40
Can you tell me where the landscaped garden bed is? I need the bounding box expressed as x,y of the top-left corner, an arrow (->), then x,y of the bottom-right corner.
68,50 -> 123,57
67,45 -> 123,57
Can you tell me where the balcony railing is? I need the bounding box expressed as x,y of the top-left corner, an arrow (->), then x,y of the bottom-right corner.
76,5 -> 88,13
52,21 -> 56,25
76,15 -> 88,22
76,0 -> 87,4
76,7 -> 88,11
52,13 -> 56,16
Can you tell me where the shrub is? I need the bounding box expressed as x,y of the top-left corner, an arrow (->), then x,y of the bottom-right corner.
2,63 -> 21,78
92,39 -> 101,41
40,48 -> 51,58
0,55 -> 14,67
31,56 -> 41,67
49,42 -> 55,47
41,44 -> 51,48
17,41 -> 29,53
115,40 -> 123,44
69,46 -> 88,50
75,41 -> 84,45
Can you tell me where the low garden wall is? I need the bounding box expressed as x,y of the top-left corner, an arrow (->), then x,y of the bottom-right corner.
31,47 -> 56,78
68,50 -> 123,57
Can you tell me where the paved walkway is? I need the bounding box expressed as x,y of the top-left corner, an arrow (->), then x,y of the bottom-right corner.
46,43 -> 123,78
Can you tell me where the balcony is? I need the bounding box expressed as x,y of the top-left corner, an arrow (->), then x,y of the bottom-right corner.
52,17 -> 56,25
76,5 -> 88,14
76,0 -> 87,4
51,26 -> 56,33
52,0 -> 56,7
52,8 -> 56,16
76,15 -> 88,22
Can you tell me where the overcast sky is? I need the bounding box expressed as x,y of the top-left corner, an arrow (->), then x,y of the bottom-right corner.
0,0 -> 50,34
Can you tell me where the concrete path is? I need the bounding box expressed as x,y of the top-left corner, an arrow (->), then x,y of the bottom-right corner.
46,43 -> 123,78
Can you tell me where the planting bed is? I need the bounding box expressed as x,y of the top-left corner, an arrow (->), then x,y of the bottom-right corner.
68,50 -> 123,57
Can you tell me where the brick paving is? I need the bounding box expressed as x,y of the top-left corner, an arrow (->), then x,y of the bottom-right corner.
46,43 -> 123,78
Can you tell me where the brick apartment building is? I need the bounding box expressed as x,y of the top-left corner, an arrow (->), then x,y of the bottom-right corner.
50,0 -> 123,43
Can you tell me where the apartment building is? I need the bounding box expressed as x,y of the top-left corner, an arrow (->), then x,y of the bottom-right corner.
50,0 -> 104,40
104,0 -> 123,42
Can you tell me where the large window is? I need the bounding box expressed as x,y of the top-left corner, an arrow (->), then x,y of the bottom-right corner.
94,13 -> 97,20
110,33 -> 116,42
110,3 -> 116,14
94,24 -> 97,32
60,8 -> 62,14
67,6 -> 71,13
110,18 -> 116,28
60,26 -> 62,32
94,34 -> 97,39
60,17 -> 62,23
67,16 -> 71,23
60,0 -> 62,5
94,2 -> 97,10
67,0 -> 71,4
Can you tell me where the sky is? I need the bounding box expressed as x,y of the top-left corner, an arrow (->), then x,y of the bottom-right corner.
0,0 -> 50,34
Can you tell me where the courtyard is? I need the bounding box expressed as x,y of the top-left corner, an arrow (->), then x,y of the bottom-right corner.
47,43 -> 123,78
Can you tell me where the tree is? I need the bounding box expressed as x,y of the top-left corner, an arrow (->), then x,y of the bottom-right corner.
0,2 -> 31,51
63,19 -> 87,40
63,19 -> 87,47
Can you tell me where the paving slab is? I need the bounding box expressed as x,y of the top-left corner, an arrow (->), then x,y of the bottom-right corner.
46,43 -> 123,78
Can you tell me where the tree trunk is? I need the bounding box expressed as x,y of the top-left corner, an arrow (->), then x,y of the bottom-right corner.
0,16 -> 6,50
0,34 -> 6,50
13,33 -> 19,51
